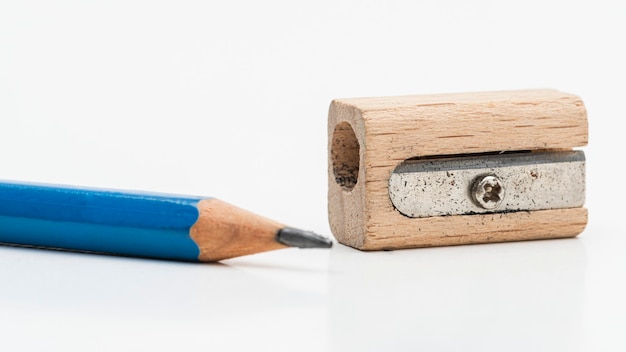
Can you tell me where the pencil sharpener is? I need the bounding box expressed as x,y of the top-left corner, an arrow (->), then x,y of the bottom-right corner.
327,89 -> 588,250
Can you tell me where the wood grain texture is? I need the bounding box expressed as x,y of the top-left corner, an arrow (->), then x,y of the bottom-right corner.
364,208 -> 587,250
191,199 -> 287,261
328,89 -> 588,250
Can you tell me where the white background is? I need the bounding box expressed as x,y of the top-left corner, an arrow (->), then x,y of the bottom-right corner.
0,1 -> 624,351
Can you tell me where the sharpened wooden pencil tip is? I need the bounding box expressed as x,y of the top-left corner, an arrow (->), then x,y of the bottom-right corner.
276,227 -> 333,249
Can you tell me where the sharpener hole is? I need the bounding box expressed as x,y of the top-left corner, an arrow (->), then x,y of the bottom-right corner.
331,122 -> 360,191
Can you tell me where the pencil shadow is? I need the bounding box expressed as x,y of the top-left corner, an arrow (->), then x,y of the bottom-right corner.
0,245 -> 324,321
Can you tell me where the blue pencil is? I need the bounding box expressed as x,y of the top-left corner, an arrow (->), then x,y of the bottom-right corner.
0,180 -> 332,262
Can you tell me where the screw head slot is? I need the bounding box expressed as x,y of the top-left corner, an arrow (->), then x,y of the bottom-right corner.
471,174 -> 505,210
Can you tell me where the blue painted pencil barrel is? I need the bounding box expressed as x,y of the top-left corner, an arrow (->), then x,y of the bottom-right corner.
0,181 -> 207,261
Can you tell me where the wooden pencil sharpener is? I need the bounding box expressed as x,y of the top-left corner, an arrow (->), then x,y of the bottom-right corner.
327,90 -> 588,250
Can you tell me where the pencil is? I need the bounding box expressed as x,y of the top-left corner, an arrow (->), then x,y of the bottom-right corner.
0,180 -> 332,262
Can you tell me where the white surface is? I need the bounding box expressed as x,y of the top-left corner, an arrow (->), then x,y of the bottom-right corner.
0,1 -> 624,351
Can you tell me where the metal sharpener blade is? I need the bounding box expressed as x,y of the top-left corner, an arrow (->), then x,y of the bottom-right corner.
388,151 -> 585,218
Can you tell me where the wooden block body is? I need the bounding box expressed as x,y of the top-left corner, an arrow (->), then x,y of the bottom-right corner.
327,89 -> 588,250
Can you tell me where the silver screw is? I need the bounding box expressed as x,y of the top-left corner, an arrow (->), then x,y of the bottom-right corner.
471,174 -> 505,210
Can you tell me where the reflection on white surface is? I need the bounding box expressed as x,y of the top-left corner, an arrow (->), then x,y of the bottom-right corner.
329,239 -> 586,352
2,232 -> 622,352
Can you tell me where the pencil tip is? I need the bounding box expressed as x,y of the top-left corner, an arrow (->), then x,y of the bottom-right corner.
276,227 -> 333,249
